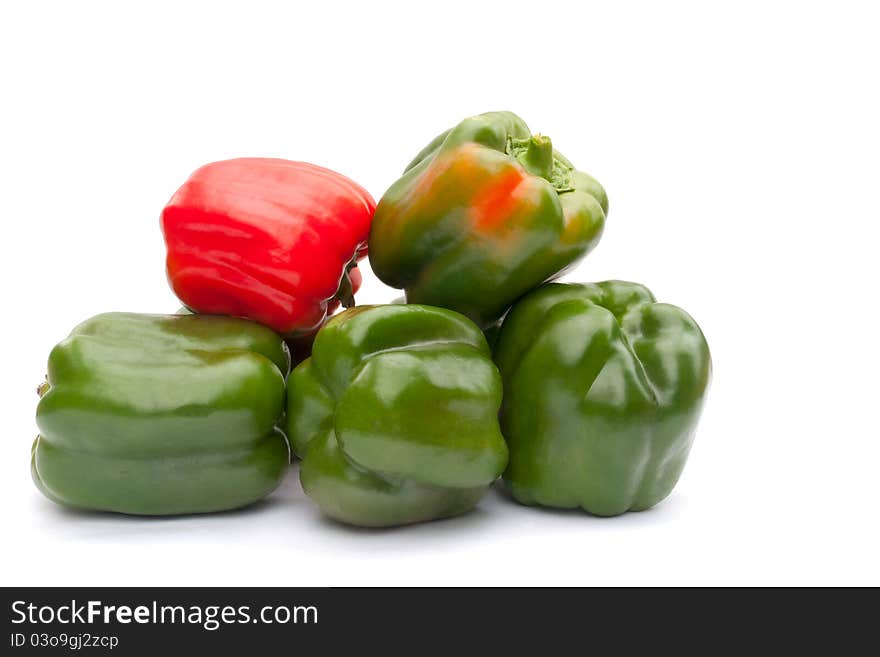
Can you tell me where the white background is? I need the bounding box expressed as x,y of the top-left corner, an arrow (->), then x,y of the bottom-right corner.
2,1 -> 878,586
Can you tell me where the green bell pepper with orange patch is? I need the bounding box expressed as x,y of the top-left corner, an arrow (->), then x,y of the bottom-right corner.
369,111 -> 608,328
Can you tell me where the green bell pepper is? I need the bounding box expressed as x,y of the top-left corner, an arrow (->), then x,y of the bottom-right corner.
285,304 -> 508,527
33,313 -> 291,515
494,281 -> 711,516
369,110 -> 608,328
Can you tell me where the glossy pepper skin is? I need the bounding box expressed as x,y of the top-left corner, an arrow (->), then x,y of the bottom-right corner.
33,313 -> 291,515
369,111 -> 608,328
285,304 -> 508,527
162,158 -> 375,336
177,305 -> 319,368
494,281 -> 711,516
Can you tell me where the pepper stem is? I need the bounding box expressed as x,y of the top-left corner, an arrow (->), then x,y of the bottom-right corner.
336,271 -> 355,308
332,254 -> 360,309
516,134 -> 554,181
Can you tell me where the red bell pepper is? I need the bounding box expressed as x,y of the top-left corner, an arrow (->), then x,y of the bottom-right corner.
161,158 -> 375,335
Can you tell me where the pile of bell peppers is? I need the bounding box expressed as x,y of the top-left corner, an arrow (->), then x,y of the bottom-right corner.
33,111 -> 711,526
